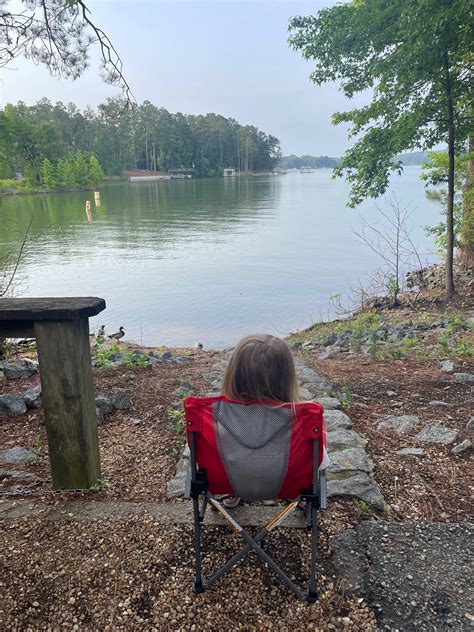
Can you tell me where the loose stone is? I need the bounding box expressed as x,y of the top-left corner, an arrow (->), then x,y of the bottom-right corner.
0,394 -> 27,417
451,440 -> 472,455
95,395 -> 114,415
377,415 -> 420,434
327,448 -> 373,477
439,360 -> 455,373
396,447 -> 425,457
324,409 -> 353,430
326,429 -> 368,452
0,446 -> 36,464
111,389 -> 131,410
415,422 -> 458,445
2,358 -> 38,379
452,373 -> 474,383
23,384 -> 42,409
317,396 -> 342,410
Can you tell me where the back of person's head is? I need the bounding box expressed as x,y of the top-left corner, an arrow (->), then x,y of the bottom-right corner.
221,334 -> 299,403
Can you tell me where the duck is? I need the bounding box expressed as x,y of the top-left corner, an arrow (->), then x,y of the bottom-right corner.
194,340 -> 203,349
108,326 -> 125,340
97,325 -> 105,337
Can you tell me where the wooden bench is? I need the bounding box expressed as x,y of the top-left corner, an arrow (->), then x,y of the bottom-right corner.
0,297 -> 106,490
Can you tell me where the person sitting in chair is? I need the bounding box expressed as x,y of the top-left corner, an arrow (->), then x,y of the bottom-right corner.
219,333 -> 330,507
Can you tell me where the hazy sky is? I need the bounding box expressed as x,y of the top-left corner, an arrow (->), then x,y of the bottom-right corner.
1,0 -> 370,155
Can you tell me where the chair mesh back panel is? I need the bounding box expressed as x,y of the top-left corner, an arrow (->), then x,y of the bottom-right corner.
213,401 -> 293,500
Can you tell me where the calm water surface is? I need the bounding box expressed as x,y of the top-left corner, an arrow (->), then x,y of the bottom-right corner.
0,168 -> 439,347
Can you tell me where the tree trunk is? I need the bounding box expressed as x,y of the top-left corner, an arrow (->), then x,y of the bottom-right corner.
445,56 -> 456,297
461,135 -> 474,262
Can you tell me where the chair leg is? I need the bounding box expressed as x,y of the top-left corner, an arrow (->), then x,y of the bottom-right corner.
307,505 -> 318,603
192,496 -> 204,594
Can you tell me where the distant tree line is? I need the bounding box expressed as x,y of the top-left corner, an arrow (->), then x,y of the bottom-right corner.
0,98 -> 281,181
279,155 -> 339,169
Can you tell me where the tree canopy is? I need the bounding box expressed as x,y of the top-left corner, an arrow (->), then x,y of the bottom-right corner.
289,0 -> 473,294
0,0 -> 132,101
0,98 -> 281,180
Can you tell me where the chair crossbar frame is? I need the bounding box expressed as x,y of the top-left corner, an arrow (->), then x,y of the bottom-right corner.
187,429 -> 327,603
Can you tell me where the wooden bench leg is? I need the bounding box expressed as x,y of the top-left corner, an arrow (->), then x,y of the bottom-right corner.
34,318 -> 101,490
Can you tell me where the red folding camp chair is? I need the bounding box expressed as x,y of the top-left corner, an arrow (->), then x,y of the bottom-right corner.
184,395 -> 327,603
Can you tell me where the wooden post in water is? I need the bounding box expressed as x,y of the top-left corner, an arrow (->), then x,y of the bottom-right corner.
0,297 -> 106,489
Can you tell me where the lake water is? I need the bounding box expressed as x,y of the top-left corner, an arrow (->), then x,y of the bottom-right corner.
0,168 -> 439,348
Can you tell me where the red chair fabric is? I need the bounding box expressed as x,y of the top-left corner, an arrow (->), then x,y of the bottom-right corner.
184,395 -> 325,500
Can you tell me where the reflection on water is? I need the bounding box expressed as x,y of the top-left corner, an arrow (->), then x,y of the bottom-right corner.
0,169 -> 438,347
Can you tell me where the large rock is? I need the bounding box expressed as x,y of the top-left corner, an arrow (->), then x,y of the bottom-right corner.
166,459 -> 188,498
0,446 -> 35,465
3,359 -> 37,379
327,473 -> 384,509
377,414 -> 420,434
95,395 -> 114,415
23,384 -> 42,409
467,417 -> 474,431
110,388 -> 131,410
330,522 -> 473,631
452,372 -> 474,383
327,448 -> 373,479
324,409 -> 353,430
0,394 -> 27,417
415,422 -> 458,445
326,429 -> 367,452
317,396 -> 342,410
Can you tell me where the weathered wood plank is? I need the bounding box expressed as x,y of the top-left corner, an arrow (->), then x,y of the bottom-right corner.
34,318 -> 101,490
0,297 -> 106,321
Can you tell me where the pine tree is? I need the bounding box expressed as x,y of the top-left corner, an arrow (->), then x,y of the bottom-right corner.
74,151 -> 89,187
39,157 -> 56,190
87,155 -> 104,187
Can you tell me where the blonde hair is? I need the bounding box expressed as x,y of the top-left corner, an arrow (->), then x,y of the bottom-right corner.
221,334 -> 299,404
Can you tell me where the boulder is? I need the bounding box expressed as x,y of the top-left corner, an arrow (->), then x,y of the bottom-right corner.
23,384 -> 42,409
290,341 -> 302,350
327,473 -> 385,509
0,446 -> 36,465
111,388 -> 131,410
451,439 -> 472,455
323,332 -> 338,346
3,358 -> 38,379
0,394 -> 27,417
324,409 -> 353,430
326,429 -> 368,452
396,447 -> 425,457
95,395 -> 114,415
467,418 -> 474,431
159,351 -> 174,363
298,387 -> 314,401
452,373 -> 474,383
415,423 -> 458,445
327,448 -> 373,479
317,396 -> 341,410
317,346 -> 341,360
377,415 -> 420,434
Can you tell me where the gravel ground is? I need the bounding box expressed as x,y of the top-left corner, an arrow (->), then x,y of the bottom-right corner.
1,514 -> 376,631
331,521 -> 474,631
304,354 -> 473,523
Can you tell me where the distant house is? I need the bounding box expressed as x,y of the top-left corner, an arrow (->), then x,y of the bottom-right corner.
223,168 -> 236,177
124,170 -> 170,181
